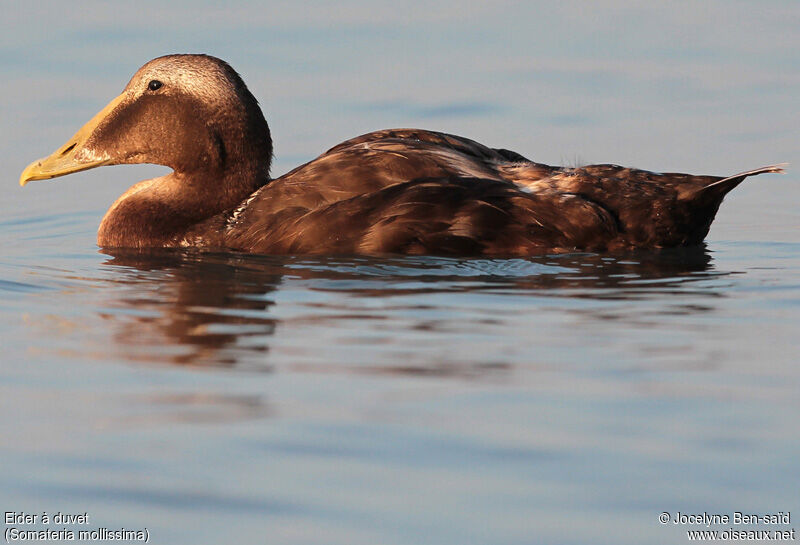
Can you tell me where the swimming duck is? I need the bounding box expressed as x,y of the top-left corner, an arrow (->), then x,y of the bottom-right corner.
20,54 -> 784,256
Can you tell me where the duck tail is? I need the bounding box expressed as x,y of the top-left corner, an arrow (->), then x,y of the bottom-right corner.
698,163 -> 787,194
671,163 -> 786,246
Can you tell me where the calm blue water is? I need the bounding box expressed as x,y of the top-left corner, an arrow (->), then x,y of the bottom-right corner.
1,2 -> 799,544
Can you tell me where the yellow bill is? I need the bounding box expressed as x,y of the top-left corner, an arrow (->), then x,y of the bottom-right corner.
20,93 -> 126,186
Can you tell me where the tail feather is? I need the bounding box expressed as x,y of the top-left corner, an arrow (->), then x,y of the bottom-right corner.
700,163 -> 787,192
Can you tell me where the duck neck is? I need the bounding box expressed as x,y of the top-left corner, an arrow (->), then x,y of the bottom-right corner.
98,156 -> 269,249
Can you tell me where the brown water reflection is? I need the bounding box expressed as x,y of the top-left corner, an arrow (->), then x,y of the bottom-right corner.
98,246 -> 723,370
97,251 -> 282,367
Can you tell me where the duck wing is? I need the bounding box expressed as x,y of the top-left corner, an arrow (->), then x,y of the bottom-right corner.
220,177 -> 618,255
239,129 -> 557,218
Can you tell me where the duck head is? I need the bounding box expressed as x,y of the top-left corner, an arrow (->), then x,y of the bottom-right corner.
20,54 -> 273,185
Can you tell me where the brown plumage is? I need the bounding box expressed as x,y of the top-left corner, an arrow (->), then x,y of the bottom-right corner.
20,54 -> 785,256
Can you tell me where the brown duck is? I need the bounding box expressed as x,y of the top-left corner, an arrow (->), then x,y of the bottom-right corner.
20,54 -> 784,256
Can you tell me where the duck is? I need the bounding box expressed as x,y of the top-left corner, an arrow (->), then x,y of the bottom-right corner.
20,54 -> 784,256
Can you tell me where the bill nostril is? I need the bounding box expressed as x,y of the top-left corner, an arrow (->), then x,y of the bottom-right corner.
61,143 -> 76,156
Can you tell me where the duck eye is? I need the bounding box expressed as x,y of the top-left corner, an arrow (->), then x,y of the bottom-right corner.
148,80 -> 163,91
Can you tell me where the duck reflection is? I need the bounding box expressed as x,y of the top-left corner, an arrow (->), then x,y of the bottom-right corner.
102,249 -> 284,368
510,245 -> 717,296
100,245 -> 720,370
